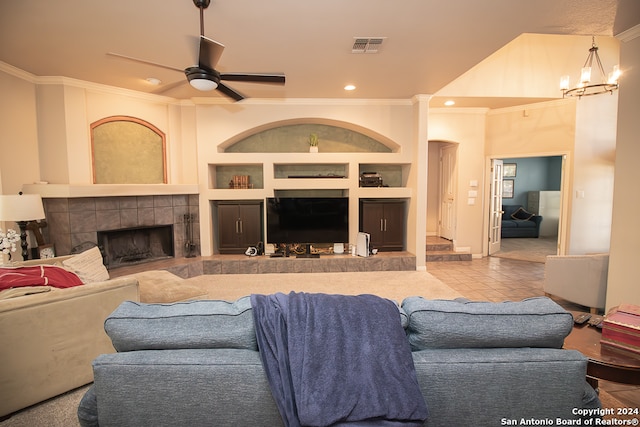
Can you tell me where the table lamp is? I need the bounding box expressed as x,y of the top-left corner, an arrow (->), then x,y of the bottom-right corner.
0,193 -> 46,260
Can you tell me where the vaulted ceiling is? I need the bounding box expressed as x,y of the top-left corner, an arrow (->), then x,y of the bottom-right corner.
1,0 -> 638,108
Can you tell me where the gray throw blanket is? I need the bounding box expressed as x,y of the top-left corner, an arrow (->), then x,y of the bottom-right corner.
251,292 -> 428,427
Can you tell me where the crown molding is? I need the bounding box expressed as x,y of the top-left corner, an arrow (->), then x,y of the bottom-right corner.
486,98 -> 569,115
191,97 -> 414,106
616,24 -> 640,43
0,61 -> 37,83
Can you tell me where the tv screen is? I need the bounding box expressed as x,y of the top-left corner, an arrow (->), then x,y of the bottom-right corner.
266,197 -> 349,244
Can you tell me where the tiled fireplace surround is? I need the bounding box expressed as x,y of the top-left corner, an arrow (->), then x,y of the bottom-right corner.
42,194 -> 200,262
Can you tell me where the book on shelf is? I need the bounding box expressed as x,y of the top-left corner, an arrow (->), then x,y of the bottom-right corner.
229,175 -> 252,189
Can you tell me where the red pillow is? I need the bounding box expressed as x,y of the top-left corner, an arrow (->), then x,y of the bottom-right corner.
0,265 -> 84,290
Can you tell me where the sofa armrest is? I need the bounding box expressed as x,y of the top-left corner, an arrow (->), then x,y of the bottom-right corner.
544,254 -> 608,310
0,277 -> 139,417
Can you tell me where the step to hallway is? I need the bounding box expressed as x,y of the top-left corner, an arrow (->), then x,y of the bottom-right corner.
426,236 -> 472,262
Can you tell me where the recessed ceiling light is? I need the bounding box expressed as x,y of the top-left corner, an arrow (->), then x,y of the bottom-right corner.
344,84 -> 356,91
444,100 -> 455,106
146,77 -> 162,85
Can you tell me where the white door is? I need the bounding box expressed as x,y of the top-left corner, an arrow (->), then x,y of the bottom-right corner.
439,145 -> 457,240
489,159 -> 503,255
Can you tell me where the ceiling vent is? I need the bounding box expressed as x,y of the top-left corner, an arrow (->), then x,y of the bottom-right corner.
352,37 -> 385,54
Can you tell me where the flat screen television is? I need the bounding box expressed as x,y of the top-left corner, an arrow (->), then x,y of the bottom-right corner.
266,197 -> 349,245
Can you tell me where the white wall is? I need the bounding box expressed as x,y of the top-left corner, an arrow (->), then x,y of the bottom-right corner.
606,26 -> 640,310
428,109 -> 487,255
569,94 -> 617,254
31,80 -> 199,186
0,68 -> 41,194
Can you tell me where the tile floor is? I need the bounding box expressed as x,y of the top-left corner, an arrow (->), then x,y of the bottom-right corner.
426,255 -> 640,407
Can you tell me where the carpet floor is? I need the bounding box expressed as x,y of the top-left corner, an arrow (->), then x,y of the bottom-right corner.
184,270 -> 463,303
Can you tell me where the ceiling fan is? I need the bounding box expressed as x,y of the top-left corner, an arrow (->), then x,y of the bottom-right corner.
107,0 -> 285,101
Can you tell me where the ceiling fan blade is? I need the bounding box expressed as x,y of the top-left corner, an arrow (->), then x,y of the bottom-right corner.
217,82 -> 246,101
199,36 -> 225,70
152,79 -> 188,95
220,73 -> 286,84
106,52 -> 184,73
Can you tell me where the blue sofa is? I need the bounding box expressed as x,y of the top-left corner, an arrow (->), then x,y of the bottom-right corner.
501,204 -> 543,238
78,296 -> 600,426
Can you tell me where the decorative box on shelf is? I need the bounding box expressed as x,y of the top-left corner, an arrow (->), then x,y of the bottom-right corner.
601,304 -> 640,356
359,172 -> 384,187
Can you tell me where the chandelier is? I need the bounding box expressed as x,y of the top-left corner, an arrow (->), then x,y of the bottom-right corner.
560,37 -> 621,98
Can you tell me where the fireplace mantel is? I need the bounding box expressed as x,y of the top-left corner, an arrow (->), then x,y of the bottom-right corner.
22,184 -> 199,198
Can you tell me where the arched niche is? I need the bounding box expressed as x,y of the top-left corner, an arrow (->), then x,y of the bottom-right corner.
91,116 -> 167,184
220,119 -> 399,153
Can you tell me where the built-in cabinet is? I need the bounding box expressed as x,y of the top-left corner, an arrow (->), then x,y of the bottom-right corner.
359,199 -> 406,251
216,201 -> 263,254
208,161 -> 412,253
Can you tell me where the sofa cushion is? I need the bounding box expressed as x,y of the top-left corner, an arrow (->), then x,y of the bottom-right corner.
402,296 -> 573,350
124,270 -> 208,303
513,220 -> 537,228
511,207 -> 535,220
105,298 -> 257,352
62,247 -> 109,284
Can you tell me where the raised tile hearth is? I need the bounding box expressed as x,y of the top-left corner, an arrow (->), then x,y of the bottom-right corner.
109,251 -> 417,279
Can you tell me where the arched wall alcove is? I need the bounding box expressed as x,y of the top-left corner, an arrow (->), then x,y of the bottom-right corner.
91,116 -> 167,184
219,118 -> 400,153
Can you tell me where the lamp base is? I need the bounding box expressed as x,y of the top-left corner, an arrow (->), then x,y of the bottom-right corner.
16,220 -> 29,261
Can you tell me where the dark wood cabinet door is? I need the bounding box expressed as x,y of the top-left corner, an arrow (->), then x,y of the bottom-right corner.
237,203 -> 262,248
381,201 -> 405,251
360,200 -> 405,251
217,204 -> 242,252
360,202 -> 386,249
217,202 -> 263,253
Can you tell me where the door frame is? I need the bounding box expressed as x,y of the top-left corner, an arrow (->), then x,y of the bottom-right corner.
488,159 -> 504,255
482,152 -> 570,257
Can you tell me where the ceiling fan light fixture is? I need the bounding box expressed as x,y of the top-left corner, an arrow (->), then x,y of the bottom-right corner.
190,78 -> 218,91
185,66 -> 219,91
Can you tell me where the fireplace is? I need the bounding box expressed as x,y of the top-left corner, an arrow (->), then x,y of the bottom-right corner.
98,225 -> 174,268
41,194 -> 200,263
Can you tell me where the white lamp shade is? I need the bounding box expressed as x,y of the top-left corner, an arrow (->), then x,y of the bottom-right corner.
0,194 -> 46,222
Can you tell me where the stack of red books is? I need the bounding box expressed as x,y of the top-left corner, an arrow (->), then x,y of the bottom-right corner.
601,304 -> 640,356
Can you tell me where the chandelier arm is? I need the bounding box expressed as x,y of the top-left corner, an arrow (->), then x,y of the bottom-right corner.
593,50 -> 608,81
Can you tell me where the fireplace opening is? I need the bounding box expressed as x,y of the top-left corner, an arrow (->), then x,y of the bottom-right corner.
98,225 -> 174,268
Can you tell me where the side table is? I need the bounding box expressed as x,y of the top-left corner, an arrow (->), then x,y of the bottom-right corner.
564,313 -> 640,388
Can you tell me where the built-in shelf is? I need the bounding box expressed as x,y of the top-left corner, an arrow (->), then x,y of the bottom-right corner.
209,164 -> 264,189
358,164 -> 410,188
274,163 -> 349,179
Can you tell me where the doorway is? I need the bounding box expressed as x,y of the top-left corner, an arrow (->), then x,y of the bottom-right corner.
427,141 -> 458,244
488,155 -> 564,262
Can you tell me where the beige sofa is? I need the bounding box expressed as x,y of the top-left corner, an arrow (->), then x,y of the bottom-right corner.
0,256 -> 139,418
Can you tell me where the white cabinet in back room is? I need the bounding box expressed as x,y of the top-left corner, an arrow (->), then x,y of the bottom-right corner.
527,191 -> 560,237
